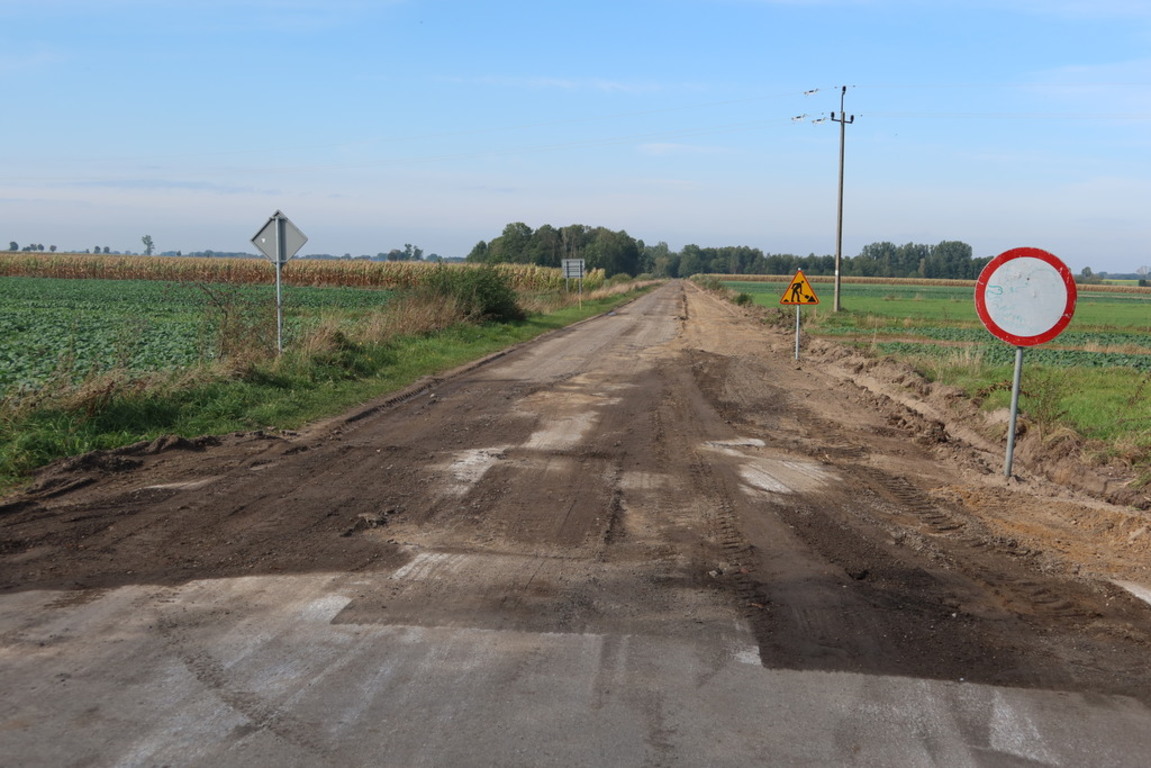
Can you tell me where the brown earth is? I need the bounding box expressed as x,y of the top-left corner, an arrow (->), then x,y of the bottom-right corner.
3,280 -> 1151,703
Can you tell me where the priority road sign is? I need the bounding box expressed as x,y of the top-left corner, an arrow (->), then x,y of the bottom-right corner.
252,211 -> 308,264
251,210 -> 308,355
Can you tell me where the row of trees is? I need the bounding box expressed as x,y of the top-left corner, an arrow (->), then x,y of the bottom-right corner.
667,240 -> 989,280
8,242 -> 58,253
468,223 -> 641,278
466,222 -> 992,281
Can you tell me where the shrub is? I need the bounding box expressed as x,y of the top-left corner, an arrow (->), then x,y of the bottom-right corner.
419,265 -> 525,322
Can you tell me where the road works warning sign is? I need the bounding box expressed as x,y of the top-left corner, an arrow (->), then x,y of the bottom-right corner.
780,270 -> 820,305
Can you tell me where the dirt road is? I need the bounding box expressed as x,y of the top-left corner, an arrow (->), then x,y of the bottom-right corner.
3,281 -> 1151,766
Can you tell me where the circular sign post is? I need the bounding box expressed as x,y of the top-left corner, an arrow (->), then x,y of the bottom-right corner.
974,248 -> 1077,477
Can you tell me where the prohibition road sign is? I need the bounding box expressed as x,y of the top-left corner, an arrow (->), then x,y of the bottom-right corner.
975,247 -> 1076,346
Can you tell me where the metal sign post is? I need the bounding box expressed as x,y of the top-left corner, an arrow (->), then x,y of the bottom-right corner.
974,247 -> 1076,477
252,211 -> 308,354
562,258 -> 586,308
779,269 -> 820,360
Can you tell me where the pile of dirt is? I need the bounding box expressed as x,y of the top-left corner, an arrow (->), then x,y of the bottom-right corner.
804,334 -> 1150,507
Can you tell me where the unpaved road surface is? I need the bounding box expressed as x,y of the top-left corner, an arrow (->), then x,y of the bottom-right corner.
3,281 -> 1151,766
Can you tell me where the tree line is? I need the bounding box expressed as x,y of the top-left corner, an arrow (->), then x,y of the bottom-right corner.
467,222 -> 992,281
468,223 -> 641,278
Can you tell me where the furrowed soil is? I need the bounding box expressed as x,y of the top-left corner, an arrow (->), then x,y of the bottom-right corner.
3,279 -> 1151,707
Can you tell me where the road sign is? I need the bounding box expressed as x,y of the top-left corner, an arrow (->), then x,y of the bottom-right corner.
562,259 -> 585,280
780,270 -> 820,305
252,210 -> 308,355
252,210 -> 308,264
975,247 -> 1076,347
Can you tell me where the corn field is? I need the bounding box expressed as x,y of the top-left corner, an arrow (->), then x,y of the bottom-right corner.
0,253 -> 606,293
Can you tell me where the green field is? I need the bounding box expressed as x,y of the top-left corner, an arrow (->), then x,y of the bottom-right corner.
0,273 -> 645,490
0,276 -> 392,393
723,278 -> 1151,470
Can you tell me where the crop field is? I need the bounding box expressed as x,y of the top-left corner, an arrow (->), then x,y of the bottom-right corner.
0,276 -> 392,394
0,252 -> 604,292
721,276 -> 1151,463
723,277 -> 1151,369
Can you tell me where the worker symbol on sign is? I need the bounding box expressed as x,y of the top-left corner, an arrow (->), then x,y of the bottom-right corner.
779,270 -> 820,305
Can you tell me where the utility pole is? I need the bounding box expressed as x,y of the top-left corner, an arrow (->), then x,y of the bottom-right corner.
830,86 -> 854,313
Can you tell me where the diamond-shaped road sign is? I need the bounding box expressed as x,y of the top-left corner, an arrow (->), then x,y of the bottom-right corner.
252,211 -> 307,264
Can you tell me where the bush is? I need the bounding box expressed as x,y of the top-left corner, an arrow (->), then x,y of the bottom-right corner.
420,265 -> 525,322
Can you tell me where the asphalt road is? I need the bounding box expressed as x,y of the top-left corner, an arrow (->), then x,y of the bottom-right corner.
3,281 -> 1151,767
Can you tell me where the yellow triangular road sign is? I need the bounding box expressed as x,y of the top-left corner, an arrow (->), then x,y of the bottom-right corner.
780,270 -> 820,305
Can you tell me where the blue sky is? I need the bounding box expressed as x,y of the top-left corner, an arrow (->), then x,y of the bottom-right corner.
2,0 -> 1149,272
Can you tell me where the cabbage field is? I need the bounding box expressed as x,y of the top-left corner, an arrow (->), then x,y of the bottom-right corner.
0,252 -> 608,398
0,276 -> 392,394
723,277 -> 1151,371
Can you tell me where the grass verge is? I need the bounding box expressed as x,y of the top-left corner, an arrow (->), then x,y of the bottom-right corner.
0,286 -> 649,493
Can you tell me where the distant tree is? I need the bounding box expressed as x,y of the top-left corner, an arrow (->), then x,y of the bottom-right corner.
141,235 -> 155,256
641,241 -> 671,276
854,241 -> 898,277
585,227 -> 640,277
466,241 -> 489,263
560,224 -> 594,263
488,222 -> 534,264
49,244 -> 57,252
923,240 -> 974,279
678,244 -> 705,277
530,224 -> 563,267
103,246 -> 111,254
7,241 -> 16,251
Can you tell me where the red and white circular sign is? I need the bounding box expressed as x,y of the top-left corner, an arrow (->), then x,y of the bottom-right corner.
975,247 -> 1076,346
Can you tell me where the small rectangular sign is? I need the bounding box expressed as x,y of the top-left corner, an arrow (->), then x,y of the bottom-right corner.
562,259 -> 585,279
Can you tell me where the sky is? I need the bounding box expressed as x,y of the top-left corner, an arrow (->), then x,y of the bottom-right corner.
1,0 -> 1149,273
